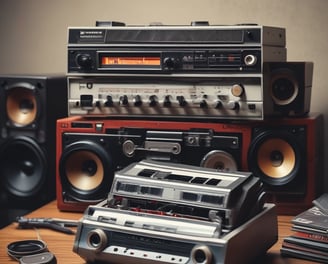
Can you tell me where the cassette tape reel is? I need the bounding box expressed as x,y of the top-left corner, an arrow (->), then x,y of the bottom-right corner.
56,116 -> 251,212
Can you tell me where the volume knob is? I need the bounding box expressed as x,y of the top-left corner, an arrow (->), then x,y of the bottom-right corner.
76,54 -> 92,69
163,57 -> 179,70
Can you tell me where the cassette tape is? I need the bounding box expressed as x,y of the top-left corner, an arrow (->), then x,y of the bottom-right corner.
73,201 -> 278,264
108,160 -> 265,231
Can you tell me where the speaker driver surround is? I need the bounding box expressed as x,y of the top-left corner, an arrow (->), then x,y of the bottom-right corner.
6,84 -> 39,127
257,138 -> 296,179
248,130 -> 302,186
66,150 -> 104,191
59,140 -> 114,201
0,136 -> 47,197
270,69 -> 299,106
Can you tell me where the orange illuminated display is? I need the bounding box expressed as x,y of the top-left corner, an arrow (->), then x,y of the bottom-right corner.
101,56 -> 161,66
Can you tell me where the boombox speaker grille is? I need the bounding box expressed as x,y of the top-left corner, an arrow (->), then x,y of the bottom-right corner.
248,127 -> 303,191
59,140 -> 114,202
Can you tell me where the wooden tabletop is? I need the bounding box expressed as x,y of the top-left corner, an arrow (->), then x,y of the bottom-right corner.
0,201 -> 317,263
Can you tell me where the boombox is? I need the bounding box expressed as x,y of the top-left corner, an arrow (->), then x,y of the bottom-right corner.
56,113 -> 323,214
56,116 -> 251,212
0,75 -> 67,216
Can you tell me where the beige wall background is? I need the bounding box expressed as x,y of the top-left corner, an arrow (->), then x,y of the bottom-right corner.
0,0 -> 327,189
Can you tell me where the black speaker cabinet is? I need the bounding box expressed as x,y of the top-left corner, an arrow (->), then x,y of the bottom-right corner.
0,75 -> 67,222
263,61 -> 313,117
248,113 -> 324,215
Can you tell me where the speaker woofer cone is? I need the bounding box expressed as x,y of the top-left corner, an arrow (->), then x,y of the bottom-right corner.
257,138 -> 295,179
0,136 -> 47,197
270,69 -> 299,106
6,84 -> 39,127
66,151 -> 104,191
248,131 -> 301,186
59,140 -> 114,201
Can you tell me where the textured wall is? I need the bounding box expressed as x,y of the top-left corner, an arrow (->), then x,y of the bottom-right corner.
0,0 -> 327,189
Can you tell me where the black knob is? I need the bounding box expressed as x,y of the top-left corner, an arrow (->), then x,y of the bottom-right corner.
133,95 -> 142,106
119,95 -> 128,106
227,101 -> 240,110
163,57 -> 179,70
149,95 -> 158,106
177,96 -> 187,107
200,100 -> 207,108
105,96 -> 113,107
163,95 -> 171,107
76,54 -> 92,69
215,101 -> 223,109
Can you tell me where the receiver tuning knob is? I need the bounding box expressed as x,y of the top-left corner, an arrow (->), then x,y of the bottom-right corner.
163,57 -> 179,70
76,54 -> 92,69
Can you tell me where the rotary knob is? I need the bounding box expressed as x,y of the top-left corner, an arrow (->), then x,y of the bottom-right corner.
119,95 -> 128,106
177,96 -> 187,107
105,95 -> 113,107
227,101 -> 240,110
231,84 -> 244,97
149,95 -> 158,106
133,95 -> 142,106
215,100 -> 223,109
76,54 -> 92,69
163,95 -> 171,107
163,57 -> 179,70
200,100 -> 207,108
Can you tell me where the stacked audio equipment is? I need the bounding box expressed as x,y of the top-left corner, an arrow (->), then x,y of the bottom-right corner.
0,75 -> 67,228
57,21 -> 323,215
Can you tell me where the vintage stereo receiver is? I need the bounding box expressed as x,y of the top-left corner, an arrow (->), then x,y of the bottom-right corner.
72,160 -> 276,264
67,61 -> 313,120
107,160 -> 265,231
56,116 -> 251,212
56,113 -> 323,215
67,23 -> 286,75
